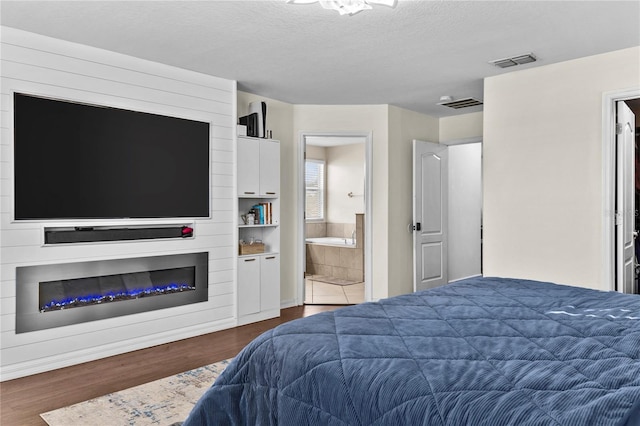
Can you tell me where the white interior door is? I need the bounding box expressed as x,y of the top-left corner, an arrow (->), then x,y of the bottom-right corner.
413,140 -> 448,292
616,101 -> 636,294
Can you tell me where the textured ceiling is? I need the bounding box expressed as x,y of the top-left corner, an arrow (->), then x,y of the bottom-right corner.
1,0 -> 639,117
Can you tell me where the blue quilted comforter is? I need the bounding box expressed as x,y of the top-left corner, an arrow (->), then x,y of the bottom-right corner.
184,277 -> 640,425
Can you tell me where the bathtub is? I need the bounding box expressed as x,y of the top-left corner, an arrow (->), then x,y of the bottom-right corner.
305,236 -> 363,281
305,236 -> 356,248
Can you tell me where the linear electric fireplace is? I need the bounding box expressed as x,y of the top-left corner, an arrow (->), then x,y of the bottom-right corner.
16,252 -> 208,333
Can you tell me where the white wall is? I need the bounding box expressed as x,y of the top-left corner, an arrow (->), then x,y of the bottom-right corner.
388,106 -> 440,296
483,46 -> 640,290
0,27 -> 237,380
448,143 -> 482,281
440,112 -> 483,142
326,143 -> 365,224
294,105 -> 390,299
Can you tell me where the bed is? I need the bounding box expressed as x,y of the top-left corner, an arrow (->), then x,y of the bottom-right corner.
183,277 -> 640,425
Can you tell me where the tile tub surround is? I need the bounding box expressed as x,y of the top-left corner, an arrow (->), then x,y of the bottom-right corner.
327,223 -> 351,239
305,214 -> 364,282
306,244 -> 363,282
305,214 -> 364,243
305,222 -> 327,238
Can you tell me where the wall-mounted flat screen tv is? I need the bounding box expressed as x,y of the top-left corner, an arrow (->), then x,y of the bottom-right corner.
13,93 -> 210,220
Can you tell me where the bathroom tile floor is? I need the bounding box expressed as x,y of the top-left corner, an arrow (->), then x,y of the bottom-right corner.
304,275 -> 365,305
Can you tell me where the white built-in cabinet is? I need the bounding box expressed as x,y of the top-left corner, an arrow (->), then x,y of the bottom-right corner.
238,255 -> 280,317
237,136 -> 280,325
238,137 -> 279,197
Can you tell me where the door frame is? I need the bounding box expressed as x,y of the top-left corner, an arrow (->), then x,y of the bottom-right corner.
602,88 -> 640,291
296,131 -> 373,305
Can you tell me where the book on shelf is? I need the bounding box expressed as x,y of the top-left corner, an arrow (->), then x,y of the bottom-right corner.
252,202 -> 273,224
263,202 -> 272,224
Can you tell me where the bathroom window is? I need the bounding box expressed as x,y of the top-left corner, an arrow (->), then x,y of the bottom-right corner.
305,159 -> 325,221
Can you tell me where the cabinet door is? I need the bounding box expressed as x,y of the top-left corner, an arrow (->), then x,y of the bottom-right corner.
260,255 -> 280,312
259,139 -> 280,196
238,257 -> 260,316
238,137 -> 260,196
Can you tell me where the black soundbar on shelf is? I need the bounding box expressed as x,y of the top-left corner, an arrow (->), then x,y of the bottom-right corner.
44,225 -> 194,244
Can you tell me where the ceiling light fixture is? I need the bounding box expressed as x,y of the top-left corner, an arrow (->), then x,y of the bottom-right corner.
286,0 -> 397,16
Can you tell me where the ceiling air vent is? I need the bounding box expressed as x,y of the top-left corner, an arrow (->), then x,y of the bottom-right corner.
437,97 -> 483,110
489,53 -> 537,69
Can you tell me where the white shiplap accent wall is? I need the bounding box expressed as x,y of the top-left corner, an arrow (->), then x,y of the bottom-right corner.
0,27 -> 237,380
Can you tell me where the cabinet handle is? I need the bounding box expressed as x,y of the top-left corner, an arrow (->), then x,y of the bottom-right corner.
244,258 -> 256,262
244,191 -> 256,195
265,256 -> 276,260
265,192 -> 276,195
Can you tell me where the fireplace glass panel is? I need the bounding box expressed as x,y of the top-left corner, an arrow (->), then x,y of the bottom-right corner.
39,267 -> 196,312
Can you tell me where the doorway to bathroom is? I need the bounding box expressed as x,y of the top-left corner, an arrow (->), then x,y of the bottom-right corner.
297,132 -> 372,305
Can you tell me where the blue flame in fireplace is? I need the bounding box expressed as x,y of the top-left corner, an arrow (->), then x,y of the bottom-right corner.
41,282 -> 195,312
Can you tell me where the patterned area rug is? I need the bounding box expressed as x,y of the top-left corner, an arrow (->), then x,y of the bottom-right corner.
40,358 -> 232,426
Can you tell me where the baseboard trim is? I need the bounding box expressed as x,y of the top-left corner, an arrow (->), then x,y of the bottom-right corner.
280,298 -> 298,309
237,309 -> 280,326
0,317 -> 236,382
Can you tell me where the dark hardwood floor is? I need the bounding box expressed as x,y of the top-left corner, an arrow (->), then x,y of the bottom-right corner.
0,305 -> 339,426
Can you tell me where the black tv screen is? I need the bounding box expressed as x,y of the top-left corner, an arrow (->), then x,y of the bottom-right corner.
13,93 -> 210,220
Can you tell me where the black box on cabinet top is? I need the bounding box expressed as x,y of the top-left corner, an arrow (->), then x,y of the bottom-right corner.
238,113 -> 259,138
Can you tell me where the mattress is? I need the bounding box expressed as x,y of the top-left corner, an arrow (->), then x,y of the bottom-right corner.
183,277 -> 640,425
